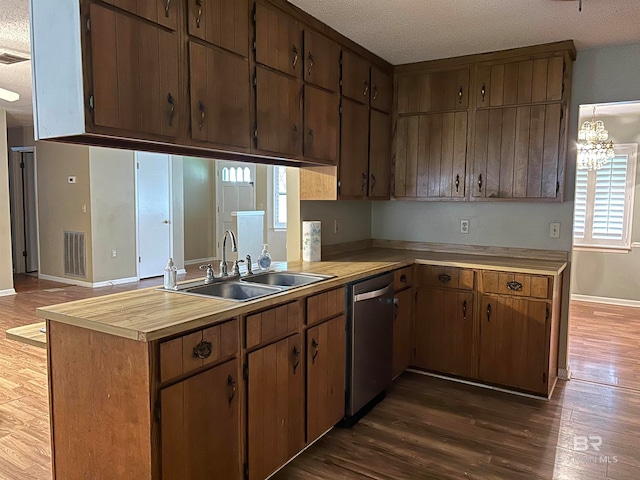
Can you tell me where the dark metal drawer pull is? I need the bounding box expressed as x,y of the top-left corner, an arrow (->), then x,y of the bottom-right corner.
227,374 -> 236,404
311,338 -> 319,364
487,303 -> 491,322
400,274 -> 407,283
507,281 -> 523,291
292,345 -> 300,373
462,300 -> 467,320
438,273 -> 452,284
193,340 -> 212,359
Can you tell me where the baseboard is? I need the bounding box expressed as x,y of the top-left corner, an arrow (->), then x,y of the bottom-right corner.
571,293 -> 640,308
39,274 -> 138,289
0,288 -> 16,297
558,366 -> 572,380
184,257 -> 216,266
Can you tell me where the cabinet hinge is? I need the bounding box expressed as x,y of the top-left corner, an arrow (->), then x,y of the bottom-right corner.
19,161 -> 24,169
22,251 -> 27,258
252,5 -> 256,23
252,39 -> 256,51
88,95 -> 95,110
337,180 -> 341,195
546,305 -> 550,320
138,256 -> 141,263
154,399 -> 161,423
252,74 -> 257,87
243,462 -> 249,480
242,363 -> 248,381
556,181 -> 560,195
339,104 -> 342,115
560,108 -> 564,120
86,17 -> 91,32
542,372 -> 547,384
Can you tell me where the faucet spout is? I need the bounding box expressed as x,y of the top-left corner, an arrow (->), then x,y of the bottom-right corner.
220,230 -> 238,276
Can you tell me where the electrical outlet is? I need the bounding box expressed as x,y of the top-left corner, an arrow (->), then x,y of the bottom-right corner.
81,204 -> 87,213
111,250 -> 117,258
550,223 -> 560,238
334,219 -> 339,233
460,219 -> 469,234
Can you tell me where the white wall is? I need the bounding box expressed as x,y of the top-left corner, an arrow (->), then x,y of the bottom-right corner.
0,110 -> 15,294
300,200 -> 372,246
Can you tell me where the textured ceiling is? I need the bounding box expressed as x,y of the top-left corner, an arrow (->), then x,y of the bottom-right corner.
1,0 -> 640,128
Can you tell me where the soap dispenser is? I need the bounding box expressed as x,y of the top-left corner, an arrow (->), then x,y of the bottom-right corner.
258,244 -> 272,271
164,258 -> 177,289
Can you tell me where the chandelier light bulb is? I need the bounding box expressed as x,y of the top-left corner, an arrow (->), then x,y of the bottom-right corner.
577,107 -> 615,171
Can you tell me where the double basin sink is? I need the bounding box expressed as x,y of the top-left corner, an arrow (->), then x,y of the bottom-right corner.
165,271 -> 334,302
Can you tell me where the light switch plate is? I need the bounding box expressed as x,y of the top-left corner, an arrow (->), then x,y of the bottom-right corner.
550,222 -> 560,238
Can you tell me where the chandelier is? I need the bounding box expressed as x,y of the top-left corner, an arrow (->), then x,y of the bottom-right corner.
577,107 -> 615,171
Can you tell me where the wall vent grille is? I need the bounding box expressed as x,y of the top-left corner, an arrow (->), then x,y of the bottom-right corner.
63,231 -> 86,278
0,52 -> 30,65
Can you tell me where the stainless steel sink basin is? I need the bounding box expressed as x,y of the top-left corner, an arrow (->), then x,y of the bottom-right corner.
166,280 -> 282,301
240,271 -> 334,287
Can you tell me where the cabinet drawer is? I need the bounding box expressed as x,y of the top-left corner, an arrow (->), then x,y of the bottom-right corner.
418,265 -> 474,290
481,271 -> 550,298
246,301 -> 302,349
306,287 -> 345,326
160,318 -> 238,382
393,266 -> 414,291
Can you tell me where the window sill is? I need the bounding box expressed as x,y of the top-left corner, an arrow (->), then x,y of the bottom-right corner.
572,245 -> 631,254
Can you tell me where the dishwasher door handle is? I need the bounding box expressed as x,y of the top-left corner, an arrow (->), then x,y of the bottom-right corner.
354,282 -> 394,303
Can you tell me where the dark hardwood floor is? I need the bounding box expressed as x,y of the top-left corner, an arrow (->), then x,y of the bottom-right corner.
1,277 -> 639,479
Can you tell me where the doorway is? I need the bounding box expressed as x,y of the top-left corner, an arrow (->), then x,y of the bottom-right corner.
136,152 -> 173,279
8,148 -> 39,275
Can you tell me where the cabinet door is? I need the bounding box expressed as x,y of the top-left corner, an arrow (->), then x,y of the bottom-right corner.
369,110 -> 391,199
161,359 -> 240,480
304,86 -> 339,164
370,66 -> 392,113
394,112 -> 467,198
247,334 -> 304,480
479,295 -> 549,394
414,287 -> 474,378
255,1 -> 302,77
472,104 -> 561,198
255,67 -> 303,156
475,56 -> 565,108
102,0 -> 177,30
307,315 -> 346,443
397,67 -> 469,114
392,288 -> 414,378
90,3 -> 181,138
304,30 -> 340,93
339,98 -> 369,197
188,0 -> 249,56
189,42 -> 250,148
342,50 -> 370,104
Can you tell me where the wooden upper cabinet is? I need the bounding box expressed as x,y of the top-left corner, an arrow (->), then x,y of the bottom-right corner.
341,50 -> 370,104
304,86 -> 339,164
101,0 -> 177,30
189,41 -> 250,149
254,66 -> 303,156
397,67 -> 470,114
369,110 -> 391,199
254,1 -> 302,78
370,66 -> 392,113
339,98 -> 369,197
394,112 -> 467,198
188,0 -> 249,56
89,3 -> 181,138
472,104 -> 561,198
475,56 -> 565,108
304,30 -> 340,93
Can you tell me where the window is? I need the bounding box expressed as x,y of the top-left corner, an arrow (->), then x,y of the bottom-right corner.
221,166 -> 251,183
573,143 -> 638,250
274,166 -> 287,229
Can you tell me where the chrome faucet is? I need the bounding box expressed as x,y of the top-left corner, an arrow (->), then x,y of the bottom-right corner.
220,229 -> 238,277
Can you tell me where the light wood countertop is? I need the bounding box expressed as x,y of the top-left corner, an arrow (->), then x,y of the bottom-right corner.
36,248 -> 567,342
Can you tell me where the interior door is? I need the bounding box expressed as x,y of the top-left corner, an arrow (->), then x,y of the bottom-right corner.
136,152 -> 172,278
216,161 -> 256,259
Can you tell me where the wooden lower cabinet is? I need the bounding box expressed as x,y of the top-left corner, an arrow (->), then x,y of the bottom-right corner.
392,288 -> 414,378
307,315 -> 346,442
161,359 -> 240,479
478,295 -> 550,395
247,334 -> 305,480
414,287 -> 474,378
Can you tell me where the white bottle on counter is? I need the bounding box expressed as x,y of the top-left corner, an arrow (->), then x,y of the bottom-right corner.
164,258 -> 177,289
258,244 -> 272,271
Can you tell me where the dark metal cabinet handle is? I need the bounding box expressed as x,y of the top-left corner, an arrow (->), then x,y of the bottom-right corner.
363,81 -> 369,97
307,53 -> 314,76
227,374 -> 236,404
195,0 -> 202,28
165,0 -> 171,17
292,45 -> 298,68
167,93 -> 175,127
507,280 -> 523,291
311,338 -> 319,364
292,124 -> 299,144
455,174 -> 460,193
361,172 -> 367,193
370,174 -> 376,192
198,100 -> 205,130
458,85 -> 463,103
400,274 -> 407,283
462,300 -> 467,320
487,303 -> 492,322
292,345 -> 300,373
478,174 -> 483,193
193,340 -> 212,359
481,82 -> 486,102
438,273 -> 452,284
372,85 -> 378,101
393,297 -> 399,320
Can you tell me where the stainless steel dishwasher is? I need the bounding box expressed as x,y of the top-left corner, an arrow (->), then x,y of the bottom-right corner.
344,272 -> 395,425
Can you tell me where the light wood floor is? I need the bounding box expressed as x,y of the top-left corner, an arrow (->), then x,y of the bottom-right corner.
1,278 -> 639,479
